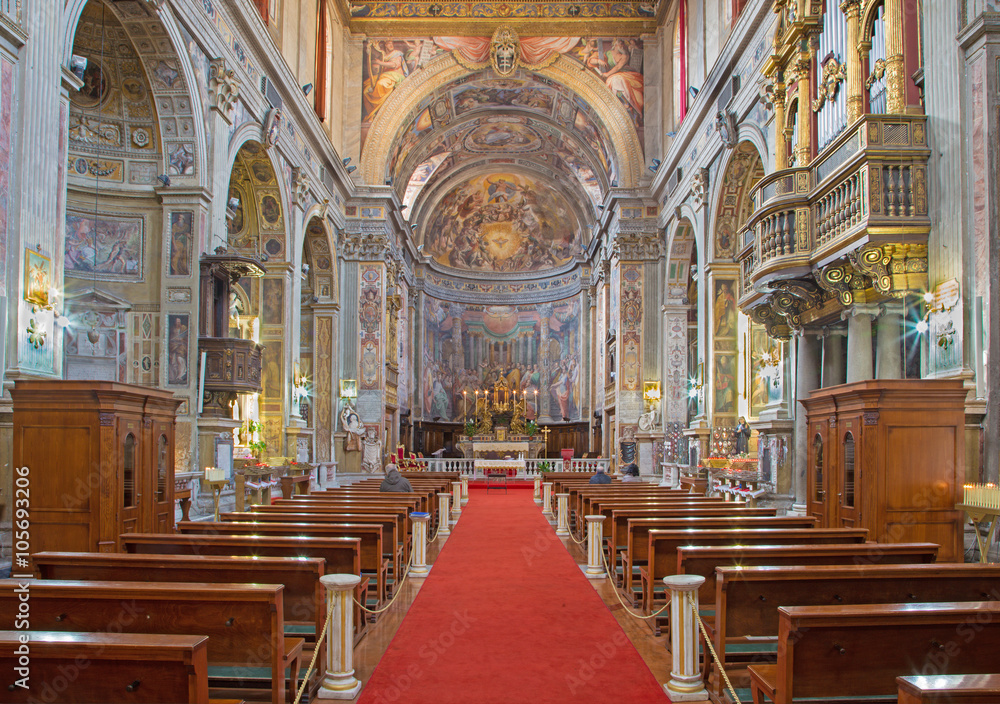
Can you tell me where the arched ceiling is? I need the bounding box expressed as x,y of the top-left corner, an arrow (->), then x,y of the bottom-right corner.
358,33 -> 646,279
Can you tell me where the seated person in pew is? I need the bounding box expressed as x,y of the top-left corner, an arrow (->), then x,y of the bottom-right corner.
589,465 -> 613,484
620,463 -> 642,483
380,463 -> 413,493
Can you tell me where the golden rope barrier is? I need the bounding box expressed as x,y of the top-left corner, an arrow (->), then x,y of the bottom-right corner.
292,595 -> 334,704
598,548 -> 670,620
353,551 -> 416,615
686,591 -> 742,704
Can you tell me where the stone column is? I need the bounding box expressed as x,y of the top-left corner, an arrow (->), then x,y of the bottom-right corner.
845,308 -> 875,383
316,574 -> 363,699
876,307 -> 904,379
533,475 -> 542,504
555,493 -> 570,536
450,481 -> 462,522
582,515 -> 606,579
662,575 -> 709,701
542,482 -> 554,522
436,493 -> 451,539
408,512 -> 431,576
207,58 -> 240,252
313,303 -> 340,463
821,328 -> 846,388
460,474 -> 469,505
793,333 -> 822,513
773,82 -> 789,170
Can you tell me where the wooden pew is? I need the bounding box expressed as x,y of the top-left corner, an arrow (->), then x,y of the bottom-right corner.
223,511 -> 402,591
676,542 -> 940,604
248,504 -> 410,565
607,507 -> 776,582
120,533 -> 367,643
0,580 -> 301,704
31,551 -> 327,678
620,516 -> 818,602
1,630 -> 216,704
748,601 -> 1000,704
712,564 -> 1000,697
640,528 -> 869,618
176,521 -> 388,607
897,674 -> 1000,704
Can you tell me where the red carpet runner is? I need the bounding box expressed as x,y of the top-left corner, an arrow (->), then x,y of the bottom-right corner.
357,485 -> 670,704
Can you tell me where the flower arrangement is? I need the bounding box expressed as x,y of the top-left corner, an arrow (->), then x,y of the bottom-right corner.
525,419 -> 538,437
464,420 -> 476,438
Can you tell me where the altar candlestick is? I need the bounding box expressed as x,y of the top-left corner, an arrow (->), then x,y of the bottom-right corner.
463,390 -> 467,422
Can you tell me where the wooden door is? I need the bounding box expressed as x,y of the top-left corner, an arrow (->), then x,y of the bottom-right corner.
835,421 -> 860,528
120,423 -> 142,538
149,422 -> 174,533
807,421 -> 832,527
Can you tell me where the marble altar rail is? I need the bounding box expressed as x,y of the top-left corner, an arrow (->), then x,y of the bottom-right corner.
417,457 -> 611,478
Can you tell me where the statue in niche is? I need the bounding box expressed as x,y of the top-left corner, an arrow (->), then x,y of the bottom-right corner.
638,408 -> 658,432
362,427 -> 382,473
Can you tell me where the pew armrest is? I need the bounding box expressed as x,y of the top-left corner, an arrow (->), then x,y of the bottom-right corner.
747,663 -> 777,704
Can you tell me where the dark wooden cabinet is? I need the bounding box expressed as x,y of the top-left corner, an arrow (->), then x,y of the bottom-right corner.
13,381 -> 182,556
801,379 -> 966,562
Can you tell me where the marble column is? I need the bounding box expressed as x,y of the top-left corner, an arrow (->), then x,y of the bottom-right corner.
793,333 -> 821,513
845,308 -> 875,383
822,328 -> 846,388
876,309 -> 904,380
316,574 -> 363,699
538,303 -> 553,420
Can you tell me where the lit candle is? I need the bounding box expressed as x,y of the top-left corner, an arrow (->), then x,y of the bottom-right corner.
463,390 -> 467,421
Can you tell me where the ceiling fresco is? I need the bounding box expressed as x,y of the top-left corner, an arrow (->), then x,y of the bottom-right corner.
423,171 -> 581,274
359,29 -> 646,279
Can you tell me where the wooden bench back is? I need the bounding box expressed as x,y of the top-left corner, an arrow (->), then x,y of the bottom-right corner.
647,528 -> 869,590
0,630 -> 210,704
773,601 -> 1000,702
717,563 -> 1000,640
121,532 -> 361,577
677,542 -> 940,600
610,507 -> 775,549
0,579 -> 286,701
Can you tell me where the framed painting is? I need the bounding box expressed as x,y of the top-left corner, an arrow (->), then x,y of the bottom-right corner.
24,249 -> 51,307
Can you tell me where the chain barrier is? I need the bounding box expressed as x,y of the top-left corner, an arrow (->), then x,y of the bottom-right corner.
292,595 -> 333,704
686,591 -> 742,704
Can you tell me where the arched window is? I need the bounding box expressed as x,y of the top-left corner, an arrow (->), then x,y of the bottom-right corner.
787,98 -> 799,166
842,431 -> 855,508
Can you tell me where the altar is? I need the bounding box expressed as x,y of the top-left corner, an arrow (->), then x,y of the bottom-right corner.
475,458 -> 527,477
458,378 -> 545,458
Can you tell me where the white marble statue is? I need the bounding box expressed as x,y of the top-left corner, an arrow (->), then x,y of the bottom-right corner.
638,409 -> 658,432
341,403 -> 365,452
362,427 -> 382,474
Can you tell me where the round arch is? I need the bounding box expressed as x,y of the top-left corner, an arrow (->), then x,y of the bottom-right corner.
359,54 -> 644,189
710,141 -> 765,262
63,0 -> 207,187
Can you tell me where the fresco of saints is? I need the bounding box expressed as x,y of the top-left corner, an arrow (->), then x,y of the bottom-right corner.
362,40 -> 422,121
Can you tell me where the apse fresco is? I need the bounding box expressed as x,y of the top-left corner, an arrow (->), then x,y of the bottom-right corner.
422,295 -> 583,423
424,172 -> 580,272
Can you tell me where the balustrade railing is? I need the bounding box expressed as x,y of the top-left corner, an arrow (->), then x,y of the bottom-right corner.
412,457 -> 612,477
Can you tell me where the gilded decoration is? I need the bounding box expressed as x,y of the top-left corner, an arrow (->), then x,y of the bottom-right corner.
811,56 -> 845,112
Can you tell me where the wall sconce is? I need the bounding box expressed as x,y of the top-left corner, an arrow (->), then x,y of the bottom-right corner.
24,248 -> 53,312
339,379 -> 358,399
915,289 -> 949,335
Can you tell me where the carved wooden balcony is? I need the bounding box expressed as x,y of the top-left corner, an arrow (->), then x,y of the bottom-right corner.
738,114 -> 930,312
199,336 -> 263,405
